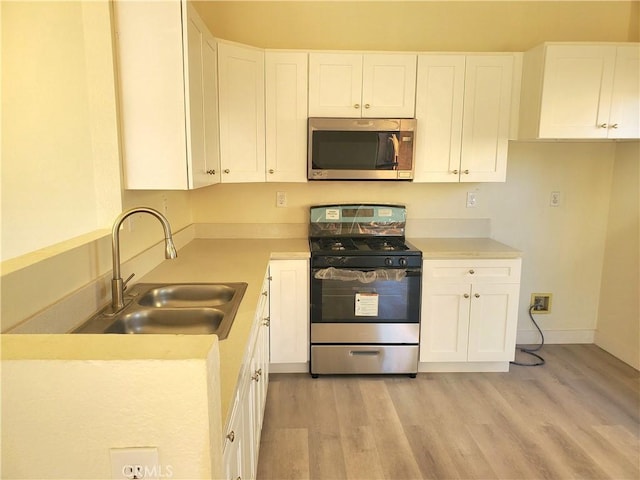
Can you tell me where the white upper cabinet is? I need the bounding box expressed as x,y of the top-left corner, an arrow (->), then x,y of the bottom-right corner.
308,53 -> 417,118
414,54 -> 514,183
519,43 -> 640,139
218,42 -> 266,183
265,51 -> 308,182
114,1 -> 219,190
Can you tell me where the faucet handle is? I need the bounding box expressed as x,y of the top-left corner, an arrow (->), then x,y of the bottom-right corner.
123,273 -> 135,291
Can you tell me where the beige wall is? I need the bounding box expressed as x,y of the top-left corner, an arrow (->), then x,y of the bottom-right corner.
191,143 -> 618,342
194,1 -> 639,50
596,143 -> 640,369
1,1 -> 122,261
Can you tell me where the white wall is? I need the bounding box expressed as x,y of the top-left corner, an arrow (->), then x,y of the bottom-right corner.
596,143 -> 640,369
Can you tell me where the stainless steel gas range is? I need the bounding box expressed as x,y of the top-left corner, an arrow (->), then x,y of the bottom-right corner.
308,204 -> 422,377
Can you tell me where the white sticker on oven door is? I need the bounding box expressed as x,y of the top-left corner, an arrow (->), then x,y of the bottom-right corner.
355,292 -> 379,316
325,209 -> 340,220
378,208 -> 393,217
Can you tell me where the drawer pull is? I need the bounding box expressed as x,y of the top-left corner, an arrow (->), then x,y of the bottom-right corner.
463,293 -> 470,299
475,293 -> 480,298
350,350 -> 380,356
469,269 -> 475,274
226,430 -> 235,442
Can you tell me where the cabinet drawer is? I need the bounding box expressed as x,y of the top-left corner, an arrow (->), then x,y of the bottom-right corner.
423,259 -> 521,284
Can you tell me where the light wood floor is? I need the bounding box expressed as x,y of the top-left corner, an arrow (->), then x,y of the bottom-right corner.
257,345 -> 639,480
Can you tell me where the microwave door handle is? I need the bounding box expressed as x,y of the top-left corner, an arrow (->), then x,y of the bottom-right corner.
389,134 -> 400,168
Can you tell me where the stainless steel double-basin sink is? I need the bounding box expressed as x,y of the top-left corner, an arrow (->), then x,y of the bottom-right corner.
73,282 -> 247,339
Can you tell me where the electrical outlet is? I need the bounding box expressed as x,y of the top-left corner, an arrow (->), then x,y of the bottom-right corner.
550,191 -> 561,207
466,191 -> 478,208
110,447 -> 159,480
276,191 -> 287,208
530,293 -> 552,313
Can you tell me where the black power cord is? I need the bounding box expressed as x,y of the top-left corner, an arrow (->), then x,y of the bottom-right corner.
510,304 -> 546,367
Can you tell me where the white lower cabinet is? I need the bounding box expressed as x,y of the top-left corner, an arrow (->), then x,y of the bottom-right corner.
268,259 -> 309,371
222,271 -> 270,480
420,259 -> 522,371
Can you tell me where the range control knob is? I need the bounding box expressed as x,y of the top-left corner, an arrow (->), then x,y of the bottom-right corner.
398,257 -> 408,267
384,257 -> 394,267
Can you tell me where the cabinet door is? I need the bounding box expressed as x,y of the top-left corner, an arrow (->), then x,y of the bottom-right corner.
186,5 -> 220,188
265,52 -> 308,182
609,45 -> 640,139
539,45 -> 616,139
269,260 -> 309,365
420,282 -> 470,362
308,53 -> 363,117
223,395 -> 246,480
362,54 -> 417,118
460,55 -> 513,182
114,1 -> 189,189
467,283 -> 520,362
413,55 -> 465,182
218,42 -> 266,182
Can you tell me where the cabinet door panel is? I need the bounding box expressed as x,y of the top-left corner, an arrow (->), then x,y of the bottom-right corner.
269,260 -> 309,364
414,55 -> 465,182
308,53 -> 362,117
420,283 -> 470,362
265,52 -> 308,182
460,56 -> 513,182
218,43 -> 265,182
610,45 -> 640,139
362,54 -> 417,118
467,283 -> 519,362
539,45 -> 615,139
114,1 -> 188,189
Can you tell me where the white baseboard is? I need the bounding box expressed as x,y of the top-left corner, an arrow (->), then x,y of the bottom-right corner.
270,362 -> 309,374
516,329 -> 595,345
419,361 -> 510,372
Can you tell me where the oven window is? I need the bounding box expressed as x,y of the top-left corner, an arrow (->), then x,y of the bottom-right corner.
311,270 -> 421,323
311,131 -> 397,170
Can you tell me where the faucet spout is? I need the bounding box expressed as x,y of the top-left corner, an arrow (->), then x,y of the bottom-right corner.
111,207 -> 177,311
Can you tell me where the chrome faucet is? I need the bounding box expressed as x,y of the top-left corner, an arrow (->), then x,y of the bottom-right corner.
111,207 -> 177,311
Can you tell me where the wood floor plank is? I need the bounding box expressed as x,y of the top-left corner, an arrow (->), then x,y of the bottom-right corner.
257,345 -> 640,480
358,379 -> 423,479
256,427 -> 310,480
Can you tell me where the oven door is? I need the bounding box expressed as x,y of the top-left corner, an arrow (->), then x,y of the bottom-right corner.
310,267 -> 421,344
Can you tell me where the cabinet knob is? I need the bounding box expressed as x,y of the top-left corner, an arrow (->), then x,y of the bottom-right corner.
610,123 -> 618,129
475,293 -> 480,298
598,123 -> 608,129
262,317 -> 270,326
354,103 -> 360,109
463,169 -> 469,175
262,290 -> 268,296
206,169 -> 216,175
252,369 -> 262,382
223,169 -> 230,174
226,430 -> 235,442
268,169 -> 275,174
469,269 -> 475,274
364,103 -> 371,109
463,293 -> 470,299
452,170 -> 459,175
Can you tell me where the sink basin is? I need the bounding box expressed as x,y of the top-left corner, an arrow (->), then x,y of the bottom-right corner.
104,308 -> 224,334
137,284 -> 236,308
73,282 -> 247,339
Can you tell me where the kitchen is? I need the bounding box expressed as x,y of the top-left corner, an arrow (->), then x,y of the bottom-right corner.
1,1 -> 638,479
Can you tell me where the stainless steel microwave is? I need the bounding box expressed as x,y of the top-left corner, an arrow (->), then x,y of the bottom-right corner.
308,118 -> 417,181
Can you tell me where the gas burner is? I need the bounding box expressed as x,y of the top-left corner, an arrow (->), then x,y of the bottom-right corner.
318,238 -> 357,252
364,238 -> 409,252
